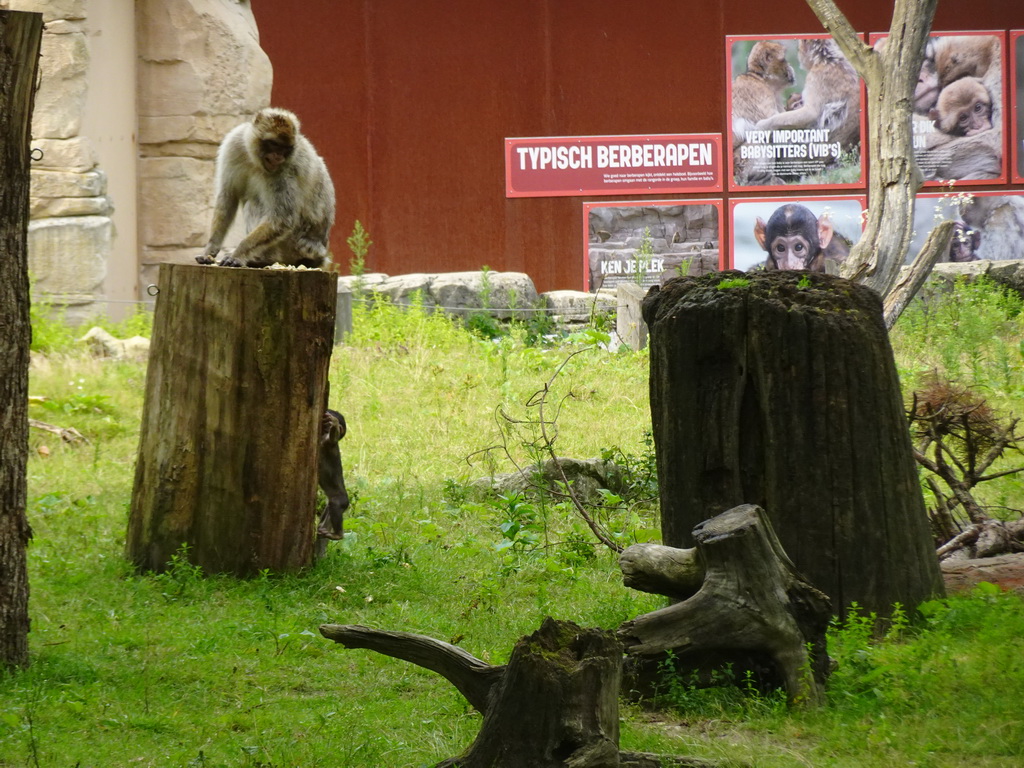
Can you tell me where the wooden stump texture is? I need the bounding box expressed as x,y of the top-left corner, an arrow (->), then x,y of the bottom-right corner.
642,271 -> 943,616
127,264 -> 336,575
0,10 -> 43,669
619,505 -> 832,707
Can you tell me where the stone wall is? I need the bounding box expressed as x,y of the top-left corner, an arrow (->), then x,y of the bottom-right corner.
136,0 -> 272,290
3,0 -> 114,321
3,0 -> 271,320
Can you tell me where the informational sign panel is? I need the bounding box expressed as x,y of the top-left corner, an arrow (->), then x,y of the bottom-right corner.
907,191 -> 1024,263
726,34 -> 866,191
583,200 -> 722,292
1012,30 -> 1024,184
871,30 -> 1008,187
730,195 -> 866,272
506,134 -> 722,198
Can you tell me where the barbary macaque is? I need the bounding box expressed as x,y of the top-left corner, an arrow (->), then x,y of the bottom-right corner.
731,41 -> 796,184
947,222 -> 981,263
754,38 -> 860,148
317,409 -> 349,540
731,41 -> 796,138
959,195 -> 1024,262
931,77 -> 993,137
934,34 -> 999,90
197,108 -> 335,269
754,204 -> 834,273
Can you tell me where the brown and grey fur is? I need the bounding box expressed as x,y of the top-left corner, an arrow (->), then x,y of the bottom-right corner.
198,108 -> 335,268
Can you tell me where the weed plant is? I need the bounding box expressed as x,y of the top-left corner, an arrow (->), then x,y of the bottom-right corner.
3,282 -> 1024,766
891,276 -> 1024,517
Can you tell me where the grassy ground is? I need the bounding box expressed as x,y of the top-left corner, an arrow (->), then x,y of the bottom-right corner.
3,282 -> 1024,767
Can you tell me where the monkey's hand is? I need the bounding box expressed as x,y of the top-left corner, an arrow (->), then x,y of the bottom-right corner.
316,526 -> 344,541
195,254 -> 216,265
218,255 -> 248,268
321,412 -> 343,444
786,93 -> 804,111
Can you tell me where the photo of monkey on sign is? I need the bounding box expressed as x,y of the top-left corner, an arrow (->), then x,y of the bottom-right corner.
727,35 -> 865,191
907,192 -> 1024,265
730,196 -> 865,273
874,31 -> 1007,185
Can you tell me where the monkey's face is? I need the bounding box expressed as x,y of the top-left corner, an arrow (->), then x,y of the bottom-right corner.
749,42 -> 795,87
935,77 -> 992,137
259,138 -> 294,173
767,234 -> 815,271
949,223 -> 981,262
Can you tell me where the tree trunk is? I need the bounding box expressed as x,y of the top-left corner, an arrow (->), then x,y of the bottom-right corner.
0,10 -> 42,670
642,271 -> 944,618
127,264 -> 336,576
320,619 -> 711,767
618,505 -> 832,707
807,0 -> 940,327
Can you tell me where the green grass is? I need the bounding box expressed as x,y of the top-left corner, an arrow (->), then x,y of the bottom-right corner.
3,283 -> 1024,767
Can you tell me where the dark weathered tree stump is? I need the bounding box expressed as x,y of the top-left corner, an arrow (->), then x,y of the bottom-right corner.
320,618 -> 712,767
127,264 -> 336,575
0,10 -> 42,670
642,271 -> 944,617
618,505 -> 831,707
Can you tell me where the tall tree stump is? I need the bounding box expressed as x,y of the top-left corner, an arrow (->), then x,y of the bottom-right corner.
0,10 -> 42,669
127,264 -> 336,575
642,271 -> 944,617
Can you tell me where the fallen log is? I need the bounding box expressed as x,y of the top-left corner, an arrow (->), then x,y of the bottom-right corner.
28,418 -> 86,445
618,504 -> 832,708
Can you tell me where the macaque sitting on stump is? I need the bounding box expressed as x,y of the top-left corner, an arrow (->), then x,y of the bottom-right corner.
317,409 -> 349,540
197,107 -> 335,269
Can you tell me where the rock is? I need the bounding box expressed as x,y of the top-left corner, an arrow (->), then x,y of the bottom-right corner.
30,137 -> 98,172
30,169 -> 106,199
6,0 -> 86,22
79,327 -> 151,361
28,217 -> 110,296
32,29 -> 88,139
542,289 -> 615,325
137,157 -> 214,247
336,273 -> 389,293
430,271 -> 538,319
941,553 -> 1024,596
375,273 -> 437,310
353,271 -> 540,319
918,260 -> 1024,300
31,196 -> 112,218
137,0 -> 272,119
474,457 -> 627,504
616,283 -> 648,350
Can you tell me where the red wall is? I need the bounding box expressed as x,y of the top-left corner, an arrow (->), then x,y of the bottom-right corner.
251,0 -> 1024,293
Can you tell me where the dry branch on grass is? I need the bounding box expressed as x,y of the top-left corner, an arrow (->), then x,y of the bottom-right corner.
908,377 -> 1024,559
28,418 -> 86,445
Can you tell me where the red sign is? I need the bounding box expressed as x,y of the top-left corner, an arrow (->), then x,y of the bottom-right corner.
505,134 -> 722,198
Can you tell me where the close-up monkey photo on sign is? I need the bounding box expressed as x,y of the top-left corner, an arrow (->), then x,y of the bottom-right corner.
727,34 -> 865,191
874,30 -> 1008,185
